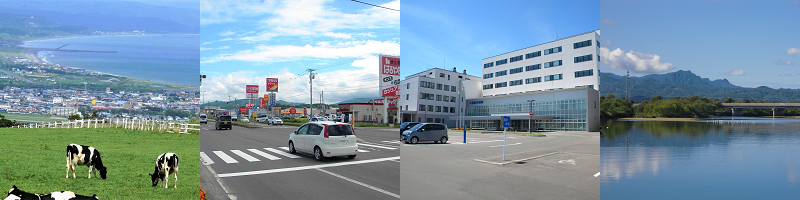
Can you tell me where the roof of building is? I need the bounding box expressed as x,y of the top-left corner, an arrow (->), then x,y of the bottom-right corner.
404,67 -> 481,80
483,29 -> 600,60
337,97 -> 380,104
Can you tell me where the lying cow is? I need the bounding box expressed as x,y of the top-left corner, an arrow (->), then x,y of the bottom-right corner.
5,185 -> 98,200
149,153 -> 179,188
66,144 -> 107,179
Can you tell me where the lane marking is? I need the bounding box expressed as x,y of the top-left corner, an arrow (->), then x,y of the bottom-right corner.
594,172 -> 600,177
247,149 -> 281,160
358,143 -> 398,150
381,140 -> 403,144
264,148 -> 301,159
277,147 -> 289,151
489,143 -> 522,148
218,156 -> 400,178
316,168 -> 399,199
200,152 -> 214,165
213,151 -> 239,164
203,163 -> 238,200
231,150 -> 260,162
357,149 -> 370,152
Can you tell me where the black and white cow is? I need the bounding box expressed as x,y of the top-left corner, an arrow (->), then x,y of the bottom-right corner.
149,153 -> 179,188
5,186 -> 98,200
66,144 -> 107,179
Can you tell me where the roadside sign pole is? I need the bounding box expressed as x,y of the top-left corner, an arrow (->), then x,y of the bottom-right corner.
502,116 -> 510,161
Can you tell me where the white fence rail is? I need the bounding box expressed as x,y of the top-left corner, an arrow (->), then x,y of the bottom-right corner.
14,118 -> 200,134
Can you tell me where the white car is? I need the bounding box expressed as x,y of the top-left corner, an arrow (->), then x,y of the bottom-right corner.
269,117 -> 283,126
309,117 -> 327,122
199,114 -> 208,124
241,118 -> 250,123
288,121 -> 357,160
256,115 -> 269,122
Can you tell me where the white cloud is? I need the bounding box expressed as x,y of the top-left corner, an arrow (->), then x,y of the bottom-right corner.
200,0 -> 280,25
791,1 -> 799,6
322,32 -> 352,39
599,47 -> 675,73
725,69 -> 745,76
601,40 -> 613,46
201,56 -> 384,103
202,40 -> 399,63
775,59 -> 794,65
218,31 -> 236,36
201,38 -> 234,45
779,73 -> 798,76
200,46 -> 231,51
788,47 -> 800,56
600,19 -> 615,25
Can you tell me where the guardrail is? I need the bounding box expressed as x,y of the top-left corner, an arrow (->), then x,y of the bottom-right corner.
14,118 -> 200,134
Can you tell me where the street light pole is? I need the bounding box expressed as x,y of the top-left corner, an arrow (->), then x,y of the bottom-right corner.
527,99 -> 536,134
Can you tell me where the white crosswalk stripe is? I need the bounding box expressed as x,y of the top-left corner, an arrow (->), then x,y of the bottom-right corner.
264,148 -> 302,159
213,151 -> 239,164
231,150 -> 260,162
381,140 -> 403,144
357,149 -> 370,152
200,152 -> 214,165
358,143 -> 398,150
248,149 -> 281,160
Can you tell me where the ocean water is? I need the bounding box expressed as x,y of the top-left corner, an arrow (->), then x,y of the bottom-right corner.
21,34 -> 199,87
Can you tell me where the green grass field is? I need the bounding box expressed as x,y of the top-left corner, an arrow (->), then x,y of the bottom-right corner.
0,128 -> 198,199
1,113 -> 66,123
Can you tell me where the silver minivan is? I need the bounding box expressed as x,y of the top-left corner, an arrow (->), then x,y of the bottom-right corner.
401,123 -> 448,144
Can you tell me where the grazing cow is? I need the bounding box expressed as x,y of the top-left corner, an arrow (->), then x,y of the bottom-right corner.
149,153 -> 179,188
5,186 -> 98,200
66,144 -> 107,179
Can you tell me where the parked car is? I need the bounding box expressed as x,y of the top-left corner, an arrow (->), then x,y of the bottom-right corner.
256,115 -> 269,122
399,122 -> 420,137
401,123 -> 448,144
231,115 -> 238,122
288,121 -> 357,160
309,117 -> 327,122
269,117 -> 283,126
216,115 -> 232,130
241,118 -> 250,123
199,114 -> 208,124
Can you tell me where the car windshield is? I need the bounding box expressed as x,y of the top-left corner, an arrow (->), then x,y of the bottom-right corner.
410,124 -> 424,130
200,116 -> 206,119
219,116 -> 231,121
327,124 -> 354,136
401,123 -> 418,129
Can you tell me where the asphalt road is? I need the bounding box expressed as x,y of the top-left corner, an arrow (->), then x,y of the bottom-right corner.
400,131 -> 600,200
200,121 -> 400,200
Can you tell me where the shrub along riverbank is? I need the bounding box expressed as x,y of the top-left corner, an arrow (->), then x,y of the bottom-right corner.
600,94 -> 800,119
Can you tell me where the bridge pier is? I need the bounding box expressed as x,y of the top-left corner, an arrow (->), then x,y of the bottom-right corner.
773,108 -> 785,117
731,108 -> 744,116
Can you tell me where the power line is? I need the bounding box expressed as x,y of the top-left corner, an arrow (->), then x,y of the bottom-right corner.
350,0 -> 399,11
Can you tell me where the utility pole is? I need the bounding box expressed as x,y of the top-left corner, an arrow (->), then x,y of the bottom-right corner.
307,69 -> 315,118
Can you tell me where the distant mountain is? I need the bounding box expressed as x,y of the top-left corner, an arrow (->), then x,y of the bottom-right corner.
0,1 -> 199,33
600,70 -> 800,103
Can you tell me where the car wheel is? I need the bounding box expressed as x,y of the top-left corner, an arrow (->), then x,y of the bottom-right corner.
347,155 -> 356,159
288,141 -> 296,153
411,137 -> 419,144
440,137 -> 448,144
314,147 -> 324,161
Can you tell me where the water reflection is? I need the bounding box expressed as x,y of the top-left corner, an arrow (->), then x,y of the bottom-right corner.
601,117 -> 800,199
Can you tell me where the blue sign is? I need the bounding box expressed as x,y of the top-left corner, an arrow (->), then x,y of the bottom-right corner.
269,102 -> 276,106
502,116 -> 511,128
252,106 -> 257,110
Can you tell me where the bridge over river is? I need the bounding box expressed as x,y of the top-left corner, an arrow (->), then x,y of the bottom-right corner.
721,103 -> 800,116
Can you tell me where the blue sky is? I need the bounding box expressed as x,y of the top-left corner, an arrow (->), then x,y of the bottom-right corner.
200,0 -> 399,103
400,0 -> 600,78
600,0 -> 800,89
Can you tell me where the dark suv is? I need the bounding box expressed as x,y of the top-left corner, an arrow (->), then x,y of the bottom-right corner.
216,115 -> 232,130
399,122 -> 420,137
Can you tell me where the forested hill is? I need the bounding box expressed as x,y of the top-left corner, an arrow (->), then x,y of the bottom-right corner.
600,70 -> 800,103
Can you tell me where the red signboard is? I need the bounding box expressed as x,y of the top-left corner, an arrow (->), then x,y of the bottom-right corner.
372,98 -> 397,107
380,56 -> 400,76
303,108 -> 307,115
245,103 -> 254,108
290,107 -> 297,114
266,78 -> 279,92
246,85 -> 259,93
239,108 -> 248,115
381,85 -> 400,97
259,98 -> 265,108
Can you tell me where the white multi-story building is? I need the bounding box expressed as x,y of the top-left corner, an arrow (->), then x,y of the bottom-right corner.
462,30 -> 602,132
398,67 -> 481,127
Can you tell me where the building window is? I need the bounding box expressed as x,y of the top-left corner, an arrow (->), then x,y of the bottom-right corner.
437,84 -> 443,90
544,74 -> 563,81
405,105 -> 408,110
574,54 -> 593,63
573,40 -> 592,49
439,73 -> 445,78
575,69 -> 594,78
444,84 -> 450,91
420,81 -> 436,89
450,96 -> 456,102
444,96 -> 450,102
407,83 -> 410,89
419,92 -> 426,99
526,64 -> 541,71
544,60 -> 562,68
483,62 -> 494,68
526,77 -> 542,84
406,94 -> 409,100
509,79 -> 523,86
495,82 -> 508,88
495,59 -> 508,66
543,46 -> 562,55
483,84 -> 494,90
451,86 -> 456,92
436,95 -> 442,101
596,40 -> 600,47
526,51 -> 542,59
428,105 -> 434,111
483,73 -> 494,79
427,118 -> 433,123
419,104 -> 425,111
510,67 -> 524,74
450,107 -> 456,113
495,70 -> 508,77
510,55 -> 523,62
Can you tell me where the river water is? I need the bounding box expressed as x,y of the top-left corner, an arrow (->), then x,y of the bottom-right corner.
600,117 -> 800,199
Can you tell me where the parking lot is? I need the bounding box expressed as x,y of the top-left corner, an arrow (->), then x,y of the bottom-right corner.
200,121 -> 400,200
400,130 -> 600,200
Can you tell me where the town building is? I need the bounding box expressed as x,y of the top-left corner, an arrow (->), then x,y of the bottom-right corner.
338,98 -> 395,123
462,30 -> 602,132
398,68 -> 482,128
